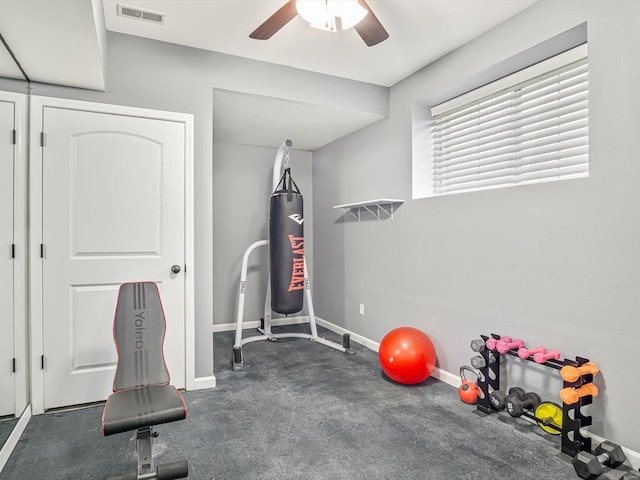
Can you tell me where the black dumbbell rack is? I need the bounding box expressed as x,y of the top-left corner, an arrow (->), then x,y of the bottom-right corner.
560,356 -> 593,457
474,334 -> 500,415
473,333 -> 594,457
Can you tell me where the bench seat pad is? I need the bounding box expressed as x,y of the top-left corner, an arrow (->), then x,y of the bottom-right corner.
102,384 -> 186,436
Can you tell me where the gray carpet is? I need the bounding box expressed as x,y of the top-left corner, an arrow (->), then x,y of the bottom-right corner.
0,417 -> 17,452
0,325 -> 617,479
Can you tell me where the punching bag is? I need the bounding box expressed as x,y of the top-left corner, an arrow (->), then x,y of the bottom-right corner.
270,168 -> 304,314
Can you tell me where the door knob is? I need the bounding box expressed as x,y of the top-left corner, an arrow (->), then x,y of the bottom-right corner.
171,264 -> 181,274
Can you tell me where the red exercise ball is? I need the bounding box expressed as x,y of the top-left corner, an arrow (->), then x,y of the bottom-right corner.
378,327 -> 436,385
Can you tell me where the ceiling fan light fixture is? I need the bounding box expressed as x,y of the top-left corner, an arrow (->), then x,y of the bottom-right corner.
250,0 -> 388,47
331,1 -> 367,29
296,0 -> 367,32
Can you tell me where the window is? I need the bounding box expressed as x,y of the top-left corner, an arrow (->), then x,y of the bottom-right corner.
429,44 -> 588,197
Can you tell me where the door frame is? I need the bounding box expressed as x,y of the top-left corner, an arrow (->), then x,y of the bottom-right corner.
0,90 -> 28,417
29,95 -> 195,415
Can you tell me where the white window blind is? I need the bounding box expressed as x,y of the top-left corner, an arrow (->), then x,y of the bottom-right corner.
430,44 -> 588,196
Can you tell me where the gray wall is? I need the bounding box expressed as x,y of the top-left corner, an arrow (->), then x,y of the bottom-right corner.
313,0 -> 640,451
14,31 -> 386,378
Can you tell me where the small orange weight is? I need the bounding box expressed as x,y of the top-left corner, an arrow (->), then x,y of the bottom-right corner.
560,362 -> 599,383
458,366 -> 481,404
560,383 -> 598,405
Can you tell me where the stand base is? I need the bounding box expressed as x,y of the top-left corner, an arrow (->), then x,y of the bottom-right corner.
232,330 -> 354,371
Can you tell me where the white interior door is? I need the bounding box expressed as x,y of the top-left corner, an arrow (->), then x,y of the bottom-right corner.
39,106 -> 186,410
0,100 -> 15,417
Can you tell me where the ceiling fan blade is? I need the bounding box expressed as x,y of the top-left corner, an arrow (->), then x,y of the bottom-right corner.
354,0 -> 389,46
250,0 -> 298,40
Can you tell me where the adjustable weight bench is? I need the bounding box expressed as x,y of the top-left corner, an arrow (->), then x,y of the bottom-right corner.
102,282 -> 188,480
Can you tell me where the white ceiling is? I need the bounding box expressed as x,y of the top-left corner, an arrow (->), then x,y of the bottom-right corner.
103,0 -> 536,87
0,0 -> 538,150
213,89 -> 384,150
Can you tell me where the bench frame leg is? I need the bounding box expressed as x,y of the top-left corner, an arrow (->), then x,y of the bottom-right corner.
137,426 -> 155,476
105,427 -> 188,480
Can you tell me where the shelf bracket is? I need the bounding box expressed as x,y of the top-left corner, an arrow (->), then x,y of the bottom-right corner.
333,198 -> 404,222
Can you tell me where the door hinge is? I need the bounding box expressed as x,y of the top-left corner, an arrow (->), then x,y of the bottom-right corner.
41,355 -> 45,370
12,358 -> 16,373
40,131 -> 44,147
40,244 -> 44,258
11,129 -> 16,145
11,243 -> 15,259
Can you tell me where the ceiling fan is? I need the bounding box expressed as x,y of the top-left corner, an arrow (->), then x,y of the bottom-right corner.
250,0 -> 389,47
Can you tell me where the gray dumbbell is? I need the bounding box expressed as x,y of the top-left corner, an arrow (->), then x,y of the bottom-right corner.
470,339 -> 485,352
470,352 -> 496,369
572,441 -> 627,479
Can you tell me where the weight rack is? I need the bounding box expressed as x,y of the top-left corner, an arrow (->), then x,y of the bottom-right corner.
472,333 -> 595,457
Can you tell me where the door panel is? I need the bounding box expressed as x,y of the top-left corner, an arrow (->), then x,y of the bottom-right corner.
70,284 -> 120,371
0,100 -> 15,417
41,107 -> 185,410
72,133 -> 163,256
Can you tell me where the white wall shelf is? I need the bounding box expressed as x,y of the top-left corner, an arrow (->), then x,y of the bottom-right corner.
333,199 -> 404,221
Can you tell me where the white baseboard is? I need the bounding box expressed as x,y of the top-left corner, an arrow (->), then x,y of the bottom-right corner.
625,444 -> 640,470
314,317 -> 381,352
214,316 -> 640,467
0,404 -> 31,474
193,375 -> 217,390
429,367 -> 461,387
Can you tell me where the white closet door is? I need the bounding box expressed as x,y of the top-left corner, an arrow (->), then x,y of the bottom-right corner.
0,100 -> 15,417
39,106 -> 186,410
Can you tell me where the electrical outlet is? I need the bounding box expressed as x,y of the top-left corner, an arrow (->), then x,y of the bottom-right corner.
359,303 -> 365,315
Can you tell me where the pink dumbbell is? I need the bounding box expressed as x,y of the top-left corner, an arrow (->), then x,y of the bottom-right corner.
518,346 -> 546,360
486,336 -> 511,351
533,350 -> 560,364
496,338 -> 525,354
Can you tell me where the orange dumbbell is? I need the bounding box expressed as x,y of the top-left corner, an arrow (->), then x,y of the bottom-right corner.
560,362 -> 599,383
560,383 -> 598,405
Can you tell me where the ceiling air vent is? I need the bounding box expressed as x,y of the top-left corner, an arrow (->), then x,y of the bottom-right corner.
117,4 -> 165,24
